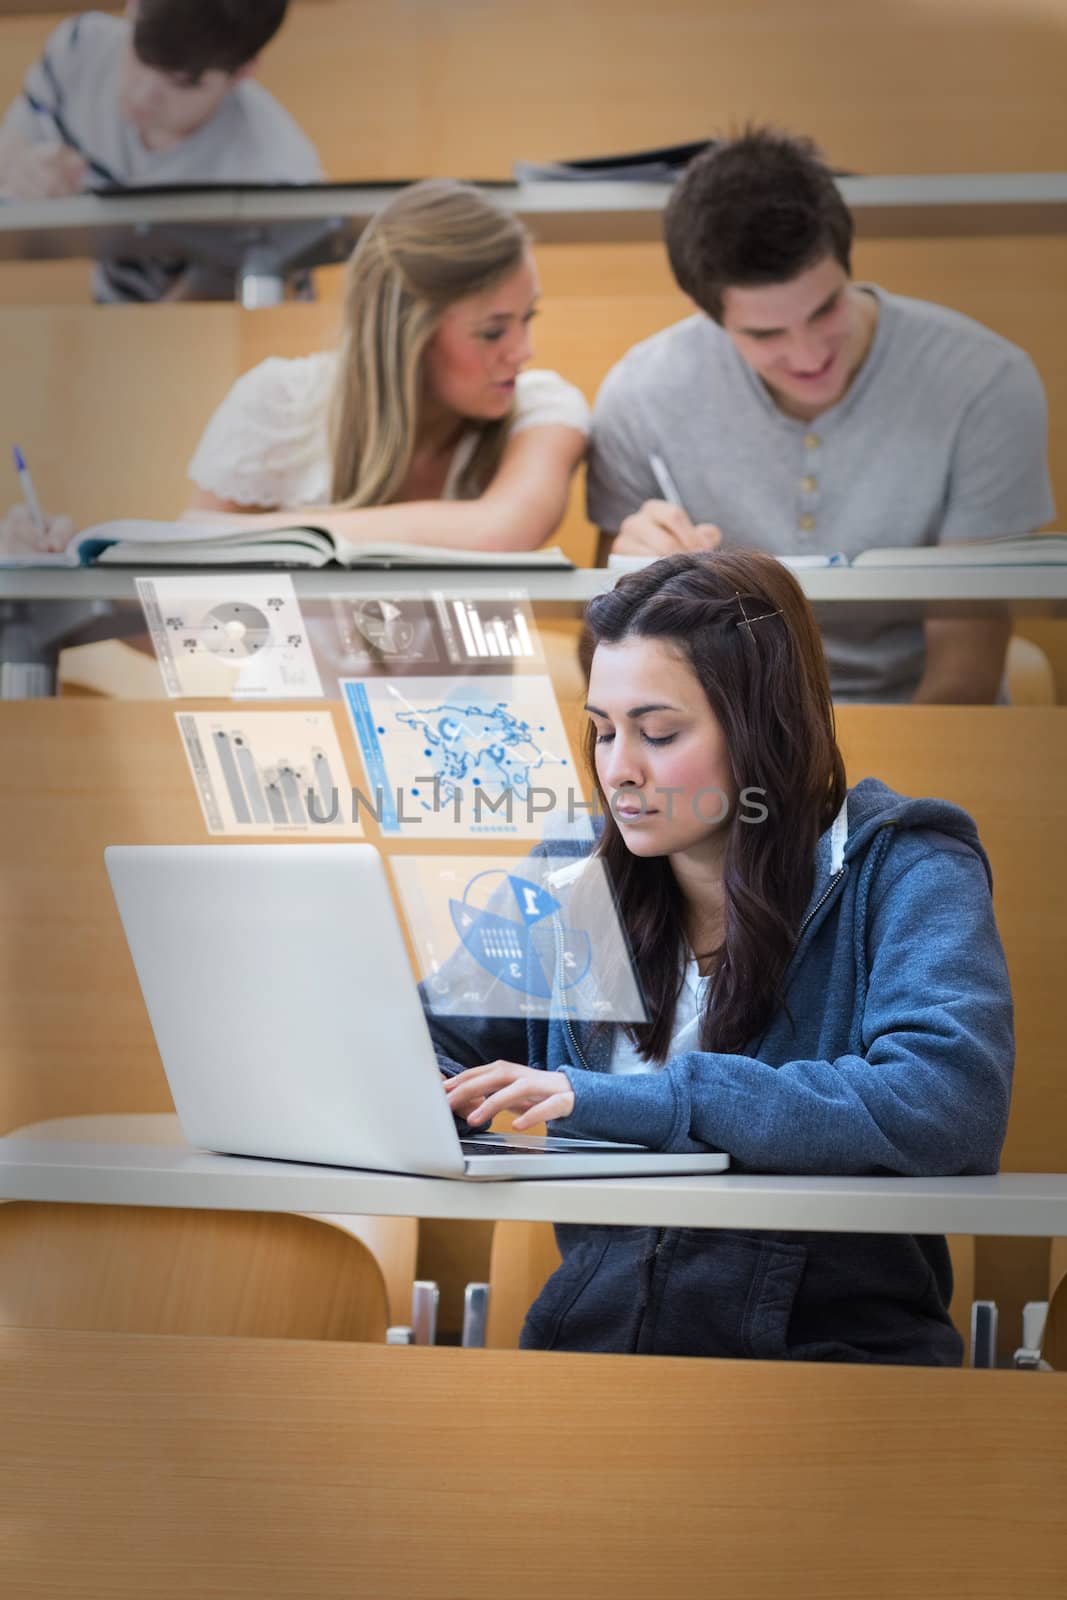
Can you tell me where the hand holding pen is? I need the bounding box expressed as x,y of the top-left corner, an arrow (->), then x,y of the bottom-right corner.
1,446 -> 74,555
1,131 -> 86,200
611,451 -> 724,558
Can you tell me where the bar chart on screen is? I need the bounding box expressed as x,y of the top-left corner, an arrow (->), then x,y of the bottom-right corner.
433,594 -> 543,665
175,711 -> 362,836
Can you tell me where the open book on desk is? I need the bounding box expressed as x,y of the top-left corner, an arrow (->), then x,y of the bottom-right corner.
0,519 -> 575,571
608,535 -> 1067,575
851,535 -> 1067,567
607,551 -> 848,574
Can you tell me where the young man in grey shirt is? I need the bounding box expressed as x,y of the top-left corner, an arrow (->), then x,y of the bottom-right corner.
587,129 -> 1055,702
0,0 -> 321,302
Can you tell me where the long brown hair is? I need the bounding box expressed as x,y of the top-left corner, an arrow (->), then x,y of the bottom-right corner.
328,180 -> 531,508
581,549 -> 847,1059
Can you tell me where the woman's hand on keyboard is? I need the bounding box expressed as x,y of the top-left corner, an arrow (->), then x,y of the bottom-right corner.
443,1061 -> 575,1131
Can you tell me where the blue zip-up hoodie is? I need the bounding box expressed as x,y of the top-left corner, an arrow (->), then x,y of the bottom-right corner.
429,779 -> 1014,1365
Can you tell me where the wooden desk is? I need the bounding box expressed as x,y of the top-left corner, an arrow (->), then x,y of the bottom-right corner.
4,1115 -> 1067,1236
2,1325 -> 1065,1600
3,559 -> 1067,612
3,174 -> 1066,284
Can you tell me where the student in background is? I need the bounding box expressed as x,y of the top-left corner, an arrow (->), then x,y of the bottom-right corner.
184,179 -> 589,551
0,182 -> 589,559
438,548 -> 1014,1364
0,0 -> 320,301
587,128 -> 1055,703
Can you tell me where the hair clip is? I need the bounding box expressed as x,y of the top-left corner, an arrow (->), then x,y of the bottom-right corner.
734,592 -> 783,638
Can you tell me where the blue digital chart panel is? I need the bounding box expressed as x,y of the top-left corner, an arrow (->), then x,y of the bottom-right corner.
390,855 -> 646,1022
341,673 -> 590,840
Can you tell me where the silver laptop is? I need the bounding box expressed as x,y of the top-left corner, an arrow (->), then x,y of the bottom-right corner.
104,844 -> 729,1181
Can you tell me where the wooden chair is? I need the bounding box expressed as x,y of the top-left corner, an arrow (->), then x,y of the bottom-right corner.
0,1201 -> 389,1341
1050,1236 -> 1067,1304
946,1234 -> 977,1351
482,1219 -> 563,1349
1005,635 -> 1057,705
1038,1267 -> 1067,1370
312,1211 -> 418,1330
7,1113 -> 421,1333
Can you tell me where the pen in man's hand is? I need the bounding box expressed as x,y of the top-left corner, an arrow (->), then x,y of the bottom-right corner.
13,445 -> 46,531
24,94 -> 109,185
648,451 -> 686,512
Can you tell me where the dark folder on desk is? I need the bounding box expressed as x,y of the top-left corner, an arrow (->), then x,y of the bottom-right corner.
514,140 -> 719,184
514,142 -> 856,184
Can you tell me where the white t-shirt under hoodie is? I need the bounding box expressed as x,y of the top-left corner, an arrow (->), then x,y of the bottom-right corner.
609,960 -> 709,1075
187,353 -> 591,508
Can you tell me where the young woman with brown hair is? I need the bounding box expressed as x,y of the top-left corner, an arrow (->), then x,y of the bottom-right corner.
438,549 -> 1014,1364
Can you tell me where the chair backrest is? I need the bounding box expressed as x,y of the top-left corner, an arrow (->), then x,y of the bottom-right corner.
0,1201 -> 389,1341
1005,635 -> 1057,705
1049,1236 -> 1067,1297
485,1219 -> 562,1349
1040,1268 -> 1067,1370
946,1234 -> 976,1346
311,1212 -> 418,1330
8,1113 -> 419,1333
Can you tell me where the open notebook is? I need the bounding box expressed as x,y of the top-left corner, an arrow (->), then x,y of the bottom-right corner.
608,535 -> 1067,574
1,518 -> 575,570
849,535 -> 1067,567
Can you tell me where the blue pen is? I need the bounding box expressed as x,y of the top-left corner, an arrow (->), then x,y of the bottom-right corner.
13,445 -> 45,531
29,96 -> 61,140
23,92 -> 116,185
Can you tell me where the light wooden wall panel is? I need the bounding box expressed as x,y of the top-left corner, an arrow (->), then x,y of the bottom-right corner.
0,305 -> 241,527
0,261 -> 91,302
835,706 -> 1067,1354
4,1328 -> 1067,1599
1,0 -> 1065,189
267,0 -> 1067,180
833,708 -> 1067,1177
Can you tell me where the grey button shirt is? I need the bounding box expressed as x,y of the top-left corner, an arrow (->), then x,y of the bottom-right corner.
587,287 -> 1054,700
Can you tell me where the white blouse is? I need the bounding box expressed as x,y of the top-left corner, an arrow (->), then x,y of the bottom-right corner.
187,353 -> 590,508
609,961 -> 710,1076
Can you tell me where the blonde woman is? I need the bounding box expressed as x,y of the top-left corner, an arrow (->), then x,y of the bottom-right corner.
184,178 -> 589,549
0,180 -> 587,559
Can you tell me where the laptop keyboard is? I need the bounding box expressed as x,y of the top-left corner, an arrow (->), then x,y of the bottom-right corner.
460,1140 -> 554,1156
460,1139 -> 643,1157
